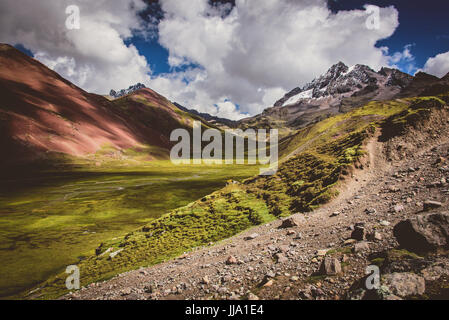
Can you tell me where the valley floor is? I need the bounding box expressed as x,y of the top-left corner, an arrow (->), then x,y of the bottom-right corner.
0,162 -> 258,298
63,128 -> 449,300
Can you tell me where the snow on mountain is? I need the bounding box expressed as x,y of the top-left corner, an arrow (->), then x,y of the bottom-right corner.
110,83 -> 146,99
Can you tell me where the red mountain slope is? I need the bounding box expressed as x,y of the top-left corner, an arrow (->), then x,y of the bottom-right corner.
0,44 -> 202,165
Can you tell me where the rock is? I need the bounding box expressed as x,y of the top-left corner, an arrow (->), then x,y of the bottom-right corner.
389,186 -> 400,193
263,280 -> 274,287
316,249 -> 329,256
294,232 -> 303,240
278,245 -> 290,253
201,276 -> 210,285
365,208 -> 377,215
369,231 -> 382,241
420,264 -> 449,281
275,253 -> 288,263
226,256 -> 238,265
344,239 -> 357,245
330,211 -> 340,217
379,220 -> 391,227
244,233 -> 259,240
382,273 -> 425,298
393,212 -> 449,253
320,257 -> 342,275
393,204 -> 404,213
279,216 -> 302,228
247,293 -> 260,300
423,200 -> 443,211
353,242 -> 370,253
287,230 -> 296,236
351,226 -> 366,241
109,249 -> 123,260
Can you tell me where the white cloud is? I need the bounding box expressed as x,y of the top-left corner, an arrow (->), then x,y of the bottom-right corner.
0,0 -> 403,118
0,0 -> 151,93
422,51 -> 449,78
215,101 -> 249,121
152,0 -> 400,117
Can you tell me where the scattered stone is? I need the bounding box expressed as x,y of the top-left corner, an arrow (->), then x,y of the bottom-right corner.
226,256 -> 238,265
286,230 -> 296,236
279,216 -> 303,228
201,276 -> 210,285
351,226 -> 366,241
244,233 -> 259,240
353,242 -> 370,253
316,249 -> 329,256
365,208 -> 377,215
379,220 -> 391,227
330,211 -> 340,217
393,212 -> 449,253
247,293 -> 260,300
275,253 -> 288,263
423,200 -> 443,211
369,231 -> 383,241
263,280 -> 274,287
393,204 -> 405,213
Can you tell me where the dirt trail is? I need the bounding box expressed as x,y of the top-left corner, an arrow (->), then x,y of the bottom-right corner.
63,110 -> 449,300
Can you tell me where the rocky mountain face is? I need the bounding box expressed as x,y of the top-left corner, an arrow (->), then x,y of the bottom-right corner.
110,83 -> 147,99
253,62 -> 449,130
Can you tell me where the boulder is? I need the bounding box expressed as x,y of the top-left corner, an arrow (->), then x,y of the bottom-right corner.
382,273 -> 425,298
393,212 -> 449,253
319,257 -> 342,275
351,225 -> 366,241
279,216 -> 303,228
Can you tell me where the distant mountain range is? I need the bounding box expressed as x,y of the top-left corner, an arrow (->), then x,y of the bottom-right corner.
1,42 -> 449,167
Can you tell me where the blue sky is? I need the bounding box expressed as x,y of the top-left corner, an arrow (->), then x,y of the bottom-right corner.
3,0 -> 449,119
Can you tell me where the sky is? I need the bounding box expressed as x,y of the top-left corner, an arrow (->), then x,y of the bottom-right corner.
1,0 -> 449,120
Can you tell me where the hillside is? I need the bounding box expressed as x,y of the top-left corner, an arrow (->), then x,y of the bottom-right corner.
0,44 -> 211,169
26,90 -> 449,299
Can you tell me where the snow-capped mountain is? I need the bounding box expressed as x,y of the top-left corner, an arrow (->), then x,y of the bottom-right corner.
110,83 -> 146,99
274,62 -> 413,108
245,62 -> 449,130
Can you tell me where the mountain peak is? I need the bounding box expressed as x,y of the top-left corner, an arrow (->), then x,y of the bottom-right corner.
110,83 -> 146,99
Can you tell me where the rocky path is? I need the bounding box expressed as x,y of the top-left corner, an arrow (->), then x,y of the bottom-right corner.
64,126 -> 449,301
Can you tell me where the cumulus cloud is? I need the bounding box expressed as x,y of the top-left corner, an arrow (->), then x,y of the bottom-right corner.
0,0 -> 151,93
422,51 -> 449,78
151,0 -> 400,117
1,0 -> 403,118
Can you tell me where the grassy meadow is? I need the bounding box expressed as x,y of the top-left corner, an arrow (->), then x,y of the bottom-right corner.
0,159 -> 259,298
